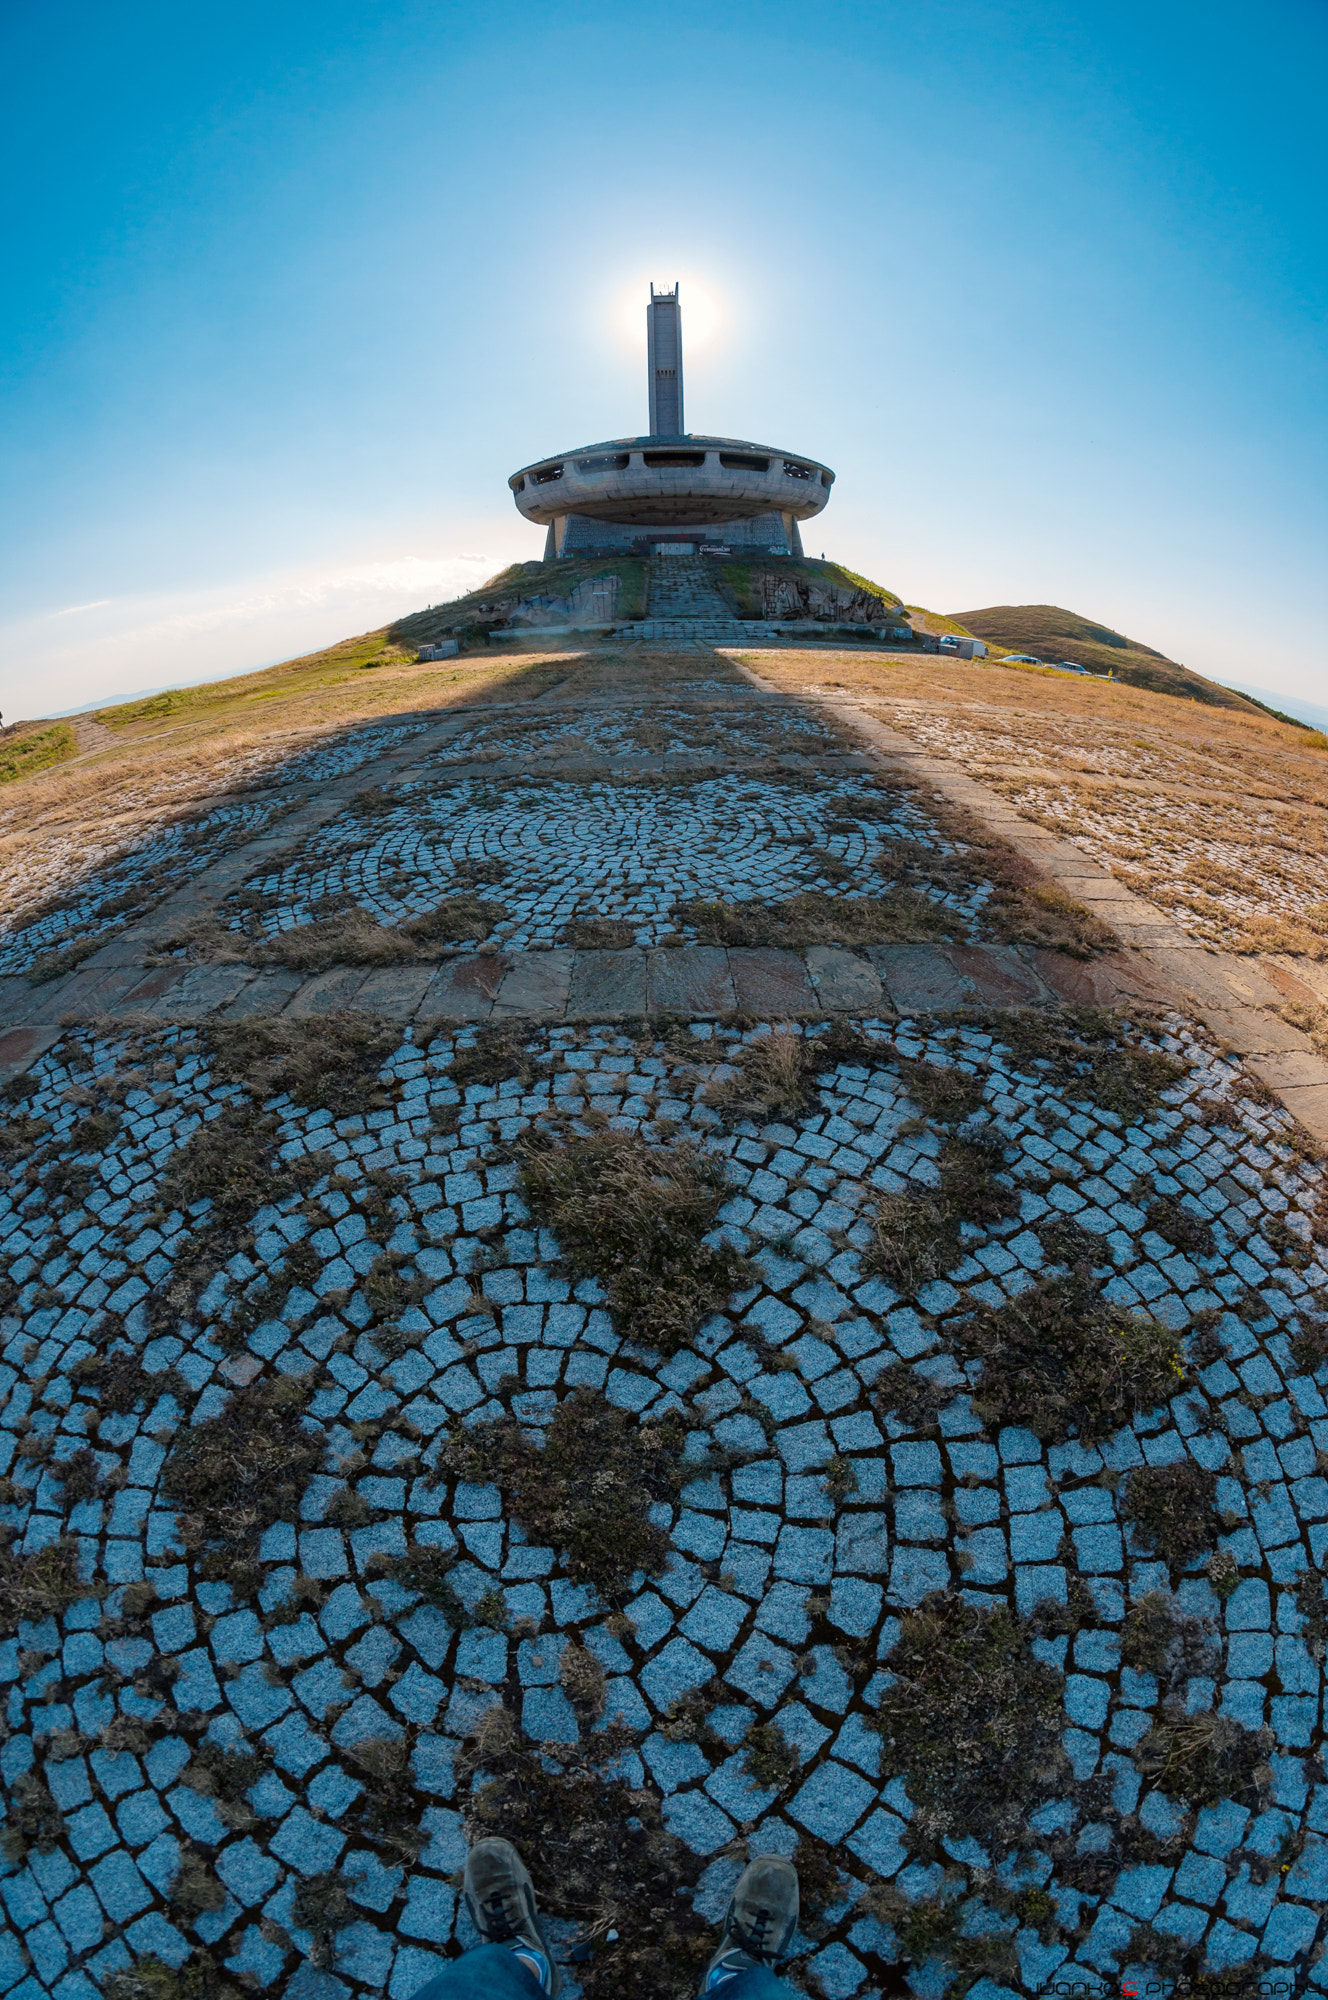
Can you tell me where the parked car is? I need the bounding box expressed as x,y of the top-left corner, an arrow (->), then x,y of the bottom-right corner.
1001,653 -> 1043,664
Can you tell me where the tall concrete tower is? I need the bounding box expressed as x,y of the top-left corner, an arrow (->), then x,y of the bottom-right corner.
647,283 -> 684,437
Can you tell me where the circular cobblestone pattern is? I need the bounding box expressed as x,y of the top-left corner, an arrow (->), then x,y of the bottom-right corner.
2,998 -> 1327,1999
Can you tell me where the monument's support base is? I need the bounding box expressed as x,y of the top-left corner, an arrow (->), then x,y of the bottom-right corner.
544,508 -> 804,560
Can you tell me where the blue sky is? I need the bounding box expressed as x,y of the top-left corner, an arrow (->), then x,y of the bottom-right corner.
2,0 -> 1325,722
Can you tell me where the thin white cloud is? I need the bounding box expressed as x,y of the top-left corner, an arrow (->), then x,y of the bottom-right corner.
0,541 -> 528,721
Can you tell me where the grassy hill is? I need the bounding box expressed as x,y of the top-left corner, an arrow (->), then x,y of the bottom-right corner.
391,558 -> 647,645
946,603 -> 1259,712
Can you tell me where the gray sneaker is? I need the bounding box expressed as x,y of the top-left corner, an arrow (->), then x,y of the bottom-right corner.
702,1855 -> 800,1989
463,1837 -> 562,1997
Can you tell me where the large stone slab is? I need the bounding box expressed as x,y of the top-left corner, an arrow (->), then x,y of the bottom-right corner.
418,954 -> 510,1022
0,1025 -> 63,1081
285,968 -> 373,1017
947,945 -> 1045,1007
222,969 -> 306,1018
646,947 -> 736,1017
728,949 -> 816,1017
492,951 -> 575,1020
142,965 -> 256,1021
566,949 -> 649,1019
353,967 -> 436,1021
864,945 -> 973,1014
804,947 -> 884,1014
1026,949 -> 1173,1008
107,966 -> 201,1016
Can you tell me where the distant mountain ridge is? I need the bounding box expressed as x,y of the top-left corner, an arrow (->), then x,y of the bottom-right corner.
947,602 -> 1257,712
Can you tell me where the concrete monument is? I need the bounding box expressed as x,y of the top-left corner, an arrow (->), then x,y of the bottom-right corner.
508,284 -> 834,559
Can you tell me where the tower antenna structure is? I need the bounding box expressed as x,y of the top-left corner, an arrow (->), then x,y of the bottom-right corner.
647,283 -> 683,437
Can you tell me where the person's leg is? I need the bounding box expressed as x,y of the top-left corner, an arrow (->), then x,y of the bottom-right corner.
408,1941 -> 547,2000
408,1837 -> 561,2000
701,1967 -> 797,2000
699,1855 -> 801,2000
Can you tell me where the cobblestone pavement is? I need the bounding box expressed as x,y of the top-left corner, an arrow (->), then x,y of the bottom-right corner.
1,647 -> 1327,2000
226,771 -> 982,955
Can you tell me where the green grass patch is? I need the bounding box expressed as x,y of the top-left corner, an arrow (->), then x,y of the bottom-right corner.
0,722 -> 75,783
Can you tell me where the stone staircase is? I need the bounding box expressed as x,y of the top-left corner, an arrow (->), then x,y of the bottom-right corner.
621,553 -> 782,642
644,554 -> 733,619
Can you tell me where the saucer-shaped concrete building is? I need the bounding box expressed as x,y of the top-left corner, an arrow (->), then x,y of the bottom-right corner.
509,286 -> 834,559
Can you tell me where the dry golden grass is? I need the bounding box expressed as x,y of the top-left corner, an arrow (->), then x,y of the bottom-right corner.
735,647 -> 1328,958
0,634 -> 602,930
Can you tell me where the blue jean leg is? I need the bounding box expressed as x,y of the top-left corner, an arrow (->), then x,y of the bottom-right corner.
706,1965 -> 799,2000
409,1942 -> 549,2000
408,1948 -> 799,2000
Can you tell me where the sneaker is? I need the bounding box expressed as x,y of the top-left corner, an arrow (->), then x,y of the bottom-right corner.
463,1837 -> 562,1997
702,1855 -> 800,1989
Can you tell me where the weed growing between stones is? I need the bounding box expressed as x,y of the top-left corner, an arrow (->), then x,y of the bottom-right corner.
448,1024 -> 541,1089
677,888 -> 950,950
874,1593 -> 1069,1857
982,1007 -> 1186,1123
1144,1194 -> 1216,1259
1133,1706 -> 1268,1807
953,1277 -> 1185,1442
458,1705 -> 713,2000
519,1130 -> 752,1356
704,1019 -> 893,1126
153,1103 -> 319,1334
162,1373 -> 326,1595
559,1639 -> 608,1721
859,1881 -> 1020,1994
743,1720 -> 801,1791
442,1388 -> 688,1600
705,1027 -> 818,1123
1121,1592 -> 1219,1688
558,916 -> 638,949
205,1011 -> 399,1116
0,1770 -> 63,1862
182,891 -> 502,965
105,1954 -> 242,2000
292,1871 -> 357,1968
343,1734 -> 428,1866
182,1739 -> 270,1832
868,1127 -> 1019,1295
71,1347 -> 187,1413
1122,1461 -> 1220,1574
0,1535 -> 91,1638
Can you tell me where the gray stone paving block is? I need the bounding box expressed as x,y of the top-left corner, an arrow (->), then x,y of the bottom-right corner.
729,949 -> 816,1017
492,951 -> 574,1020
221,968 -> 306,1018
353,967 -> 436,1021
647,946 -> 735,1016
286,968 -> 373,1016
418,955 -> 509,1021
804,947 -> 883,1013
145,965 -> 256,1021
566,949 -> 649,1019
865,945 -> 974,1013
